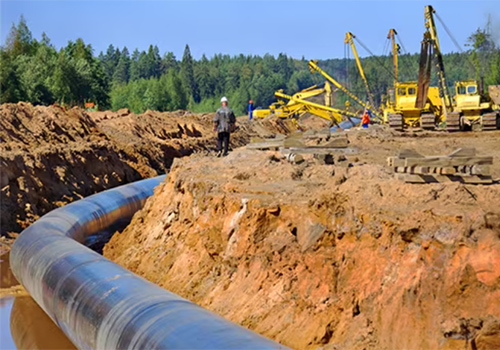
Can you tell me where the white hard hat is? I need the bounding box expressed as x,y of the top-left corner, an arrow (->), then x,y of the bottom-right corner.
221,96 -> 228,103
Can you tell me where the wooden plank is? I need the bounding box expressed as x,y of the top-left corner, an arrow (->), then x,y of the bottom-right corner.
283,138 -> 306,148
322,137 -> 348,148
457,165 -> 467,174
448,148 -> 476,157
395,173 -> 493,184
274,133 -> 286,141
404,156 -> 493,167
387,157 -> 406,167
317,128 -> 331,135
247,141 -> 283,150
471,165 -> 491,176
410,166 -> 430,174
440,167 -> 456,175
286,132 -> 304,139
398,149 -> 425,158
250,137 -> 265,143
280,147 -> 358,155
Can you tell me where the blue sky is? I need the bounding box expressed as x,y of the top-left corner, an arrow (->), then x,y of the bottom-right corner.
1,1 -> 499,60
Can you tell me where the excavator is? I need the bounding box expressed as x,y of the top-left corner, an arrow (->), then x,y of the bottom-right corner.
308,60 -> 382,120
252,82 -> 333,120
383,27 -> 444,130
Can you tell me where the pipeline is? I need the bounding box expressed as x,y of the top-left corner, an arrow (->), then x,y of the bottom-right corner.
10,176 -> 289,349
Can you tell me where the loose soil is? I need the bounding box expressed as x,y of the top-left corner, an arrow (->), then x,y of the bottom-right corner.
0,102 -> 294,246
2,101 -> 500,349
104,127 -> 500,350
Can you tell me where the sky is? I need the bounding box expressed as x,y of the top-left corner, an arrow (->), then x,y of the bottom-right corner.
1,0 -> 499,60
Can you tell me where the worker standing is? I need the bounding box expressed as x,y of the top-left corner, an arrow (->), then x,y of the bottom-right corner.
361,108 -> 370,128
213,96 -> 236,157
248,99 -> 254,120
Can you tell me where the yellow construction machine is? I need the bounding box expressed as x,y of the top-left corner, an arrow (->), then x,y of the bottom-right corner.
417,5 -> 500,131
253,83 -> 333,120
274,90 -> 359,126
453,80 -> 500,130
383,27 -> 444,130
308,60 -> 382,120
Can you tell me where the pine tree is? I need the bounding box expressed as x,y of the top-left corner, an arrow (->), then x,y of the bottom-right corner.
0,50 -> 25,102
166,70 -> 188,110
195,54 -> 214,100
145,45 -> 161,78
5,15 -> 34,57
129,49 -> 141,81
103,44 -> 116,79
161,52 -> 178,74
180,44 -> 199,102
112,47 -> 130,85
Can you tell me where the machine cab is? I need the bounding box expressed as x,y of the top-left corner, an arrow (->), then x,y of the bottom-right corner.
455,80 -> 480,109
455,80 -> 478,96
394,82 -> 418,109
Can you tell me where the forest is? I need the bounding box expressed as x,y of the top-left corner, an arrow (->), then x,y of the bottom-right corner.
1,16 -> 499,115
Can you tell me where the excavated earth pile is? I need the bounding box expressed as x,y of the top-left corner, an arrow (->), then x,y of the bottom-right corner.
0,102 -> 295,242
105,129 -> 500,350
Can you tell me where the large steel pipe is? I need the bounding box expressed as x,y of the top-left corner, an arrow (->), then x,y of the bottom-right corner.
10,176 -> 288,349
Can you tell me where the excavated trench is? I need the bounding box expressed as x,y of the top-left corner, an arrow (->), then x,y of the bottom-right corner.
0,102 -> 297,349
2,102 -> 500,349
103,132 -> 500,350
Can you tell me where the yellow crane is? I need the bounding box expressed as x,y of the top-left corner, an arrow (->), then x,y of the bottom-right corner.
423,5 -> 499,131
253,83 -> 333,120
344,32 -> 377,111
308,60 -> 382,120
387,28 -> 399,85
274,90 -> 359,126
383,27 -> 443,130
417,5 -> 454,119
415,5 -> 500,131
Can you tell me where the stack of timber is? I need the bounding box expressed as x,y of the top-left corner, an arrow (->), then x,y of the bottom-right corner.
388,148 -> 493,184
246,129 -> 356,164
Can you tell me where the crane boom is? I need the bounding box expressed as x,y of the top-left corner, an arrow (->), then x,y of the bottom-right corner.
308,60 -> 382,120
419,5 -> 453,116
308,61 -> 365,108
275,90 -> 358,125
387,29 -> 399,84
344,32 -> 377,110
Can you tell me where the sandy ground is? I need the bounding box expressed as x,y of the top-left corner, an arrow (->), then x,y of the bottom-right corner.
0,103 -> 294,246
104,126 -> 500,350
2,101 -> 500,349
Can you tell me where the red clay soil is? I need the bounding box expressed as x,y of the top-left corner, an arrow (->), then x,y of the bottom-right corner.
0,102 -> 295,243
104,129 -> 500,350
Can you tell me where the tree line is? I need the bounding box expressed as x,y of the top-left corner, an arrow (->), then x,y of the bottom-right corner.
1,16 -> 499,115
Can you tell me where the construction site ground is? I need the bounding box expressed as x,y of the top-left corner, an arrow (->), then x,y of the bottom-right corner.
1,103 -> 500,349
104,126 -> 500,349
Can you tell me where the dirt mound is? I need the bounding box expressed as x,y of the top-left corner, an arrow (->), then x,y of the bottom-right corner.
104,131 -> 500,349
0,103 -> 294,240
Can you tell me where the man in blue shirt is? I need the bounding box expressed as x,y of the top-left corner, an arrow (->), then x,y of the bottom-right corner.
248,99 -> 254,120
